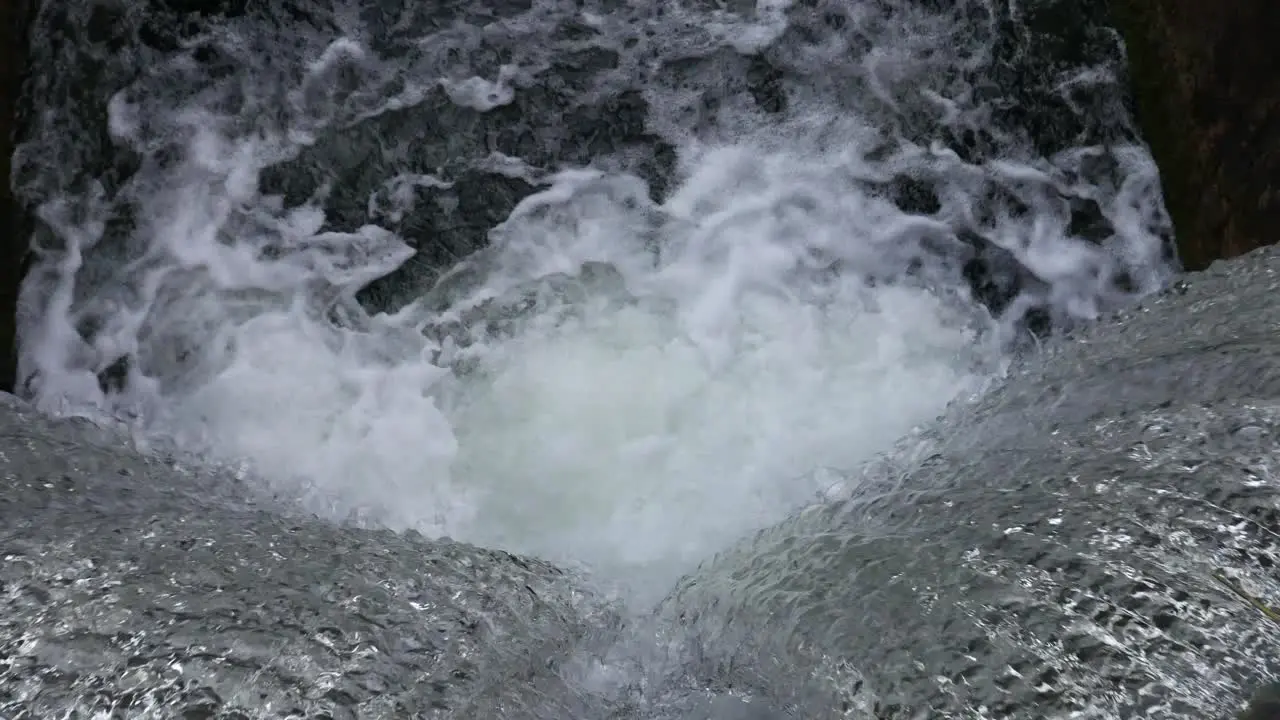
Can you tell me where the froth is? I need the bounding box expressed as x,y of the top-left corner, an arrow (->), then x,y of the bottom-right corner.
14,0 -> 1174,601
69,141 -> 997,600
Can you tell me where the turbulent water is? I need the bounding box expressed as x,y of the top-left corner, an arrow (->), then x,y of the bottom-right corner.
14,0 -> 1170,593
661,247 -> 1280,717
7,0 -> 1245,716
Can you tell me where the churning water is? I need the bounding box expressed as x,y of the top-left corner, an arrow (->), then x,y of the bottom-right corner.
14,0 -> 1172,612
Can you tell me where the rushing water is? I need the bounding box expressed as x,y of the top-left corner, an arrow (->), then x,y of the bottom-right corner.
14,0 -> 1172,597
8,0 -> 1188,714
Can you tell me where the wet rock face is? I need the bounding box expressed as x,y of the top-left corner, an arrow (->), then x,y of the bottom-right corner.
0,0 -> 35,393
661,245 -> 1280,718
0,396 -> 613,718
1110,0 -> 1280,272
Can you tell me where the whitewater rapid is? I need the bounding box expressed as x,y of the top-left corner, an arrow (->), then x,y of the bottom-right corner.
12,0 -> 1174,607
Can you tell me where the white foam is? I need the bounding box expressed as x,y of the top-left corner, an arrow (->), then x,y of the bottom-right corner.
14,0 -> 1173,607
19,120 -> 1000,601
441,65 -> 518,112
431,150 -> 998,594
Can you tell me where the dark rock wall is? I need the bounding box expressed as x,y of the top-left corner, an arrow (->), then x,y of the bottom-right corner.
1109,0 -> 1280,271
0,0 -> 35,393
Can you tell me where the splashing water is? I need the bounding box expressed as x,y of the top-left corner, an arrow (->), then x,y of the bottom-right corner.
13,0 -> 1174,604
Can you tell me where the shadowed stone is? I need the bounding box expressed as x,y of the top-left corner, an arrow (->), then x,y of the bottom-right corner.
0,0 -> 36,393
1109,0 -> 1280,271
